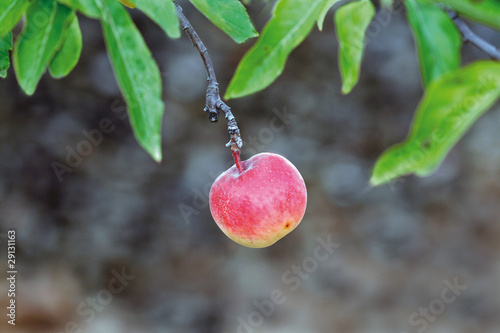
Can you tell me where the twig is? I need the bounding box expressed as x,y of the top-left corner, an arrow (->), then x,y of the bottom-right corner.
175,3 -> 243,154
449,13 -> 500,61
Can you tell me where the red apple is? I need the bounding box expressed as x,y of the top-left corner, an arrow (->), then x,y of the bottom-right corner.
209,152 -> 307,248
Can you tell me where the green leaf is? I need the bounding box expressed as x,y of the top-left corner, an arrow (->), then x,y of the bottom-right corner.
406,0 -> 461,87
96,0 -> 164,162
225,0 -> 327,99
133,0 -> 180,39
317,0 -> 341,31
0,32 -> 13,78
57,0 -> 100,18
0,0 -> 30,38
13,0 -> 75,95
49,16 -> 82,78
371,61 -> 500,186
335,0 -> 375,94
189,0 -> 258,43
433,0 -> 500,31
118,0 -> 136,8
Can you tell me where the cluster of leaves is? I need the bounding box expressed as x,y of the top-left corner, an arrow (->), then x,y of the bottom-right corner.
369,0 -> 500,185
224,0 -> 500,186
0,0 -> 257,162
1,0 -> 500,186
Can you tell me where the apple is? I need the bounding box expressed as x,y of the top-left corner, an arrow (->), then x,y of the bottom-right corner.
209,152 -> 307,248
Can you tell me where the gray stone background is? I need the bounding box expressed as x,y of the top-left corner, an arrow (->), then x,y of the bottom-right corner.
1,1 -> 500,332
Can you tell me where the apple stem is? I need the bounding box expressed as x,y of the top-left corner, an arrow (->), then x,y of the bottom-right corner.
176,4 -> 244,156
232,150 -> 244,174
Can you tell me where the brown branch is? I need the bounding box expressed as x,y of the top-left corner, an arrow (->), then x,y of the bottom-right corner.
450,13 -> 500,61
175,3 -> 242,152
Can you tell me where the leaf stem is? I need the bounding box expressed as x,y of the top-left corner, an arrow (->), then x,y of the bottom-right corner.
175,3 -> 243,154
449,13 -> 500,61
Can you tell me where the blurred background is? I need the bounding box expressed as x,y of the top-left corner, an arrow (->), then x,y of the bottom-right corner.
1,1 -> 500,332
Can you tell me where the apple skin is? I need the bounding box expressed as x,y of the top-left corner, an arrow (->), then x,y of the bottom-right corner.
209,152 -> 307,248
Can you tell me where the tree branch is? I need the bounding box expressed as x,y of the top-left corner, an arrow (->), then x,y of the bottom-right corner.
450,13 -> 500,61
175,3 -> 243,152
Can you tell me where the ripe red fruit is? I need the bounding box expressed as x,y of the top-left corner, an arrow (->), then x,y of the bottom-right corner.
209,152 -> 307,248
